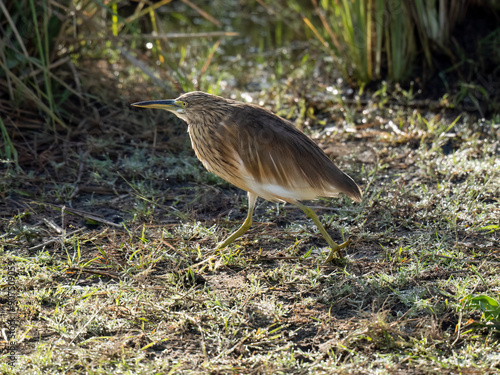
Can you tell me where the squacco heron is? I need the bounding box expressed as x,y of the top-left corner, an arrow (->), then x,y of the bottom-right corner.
132,91 -> 362,263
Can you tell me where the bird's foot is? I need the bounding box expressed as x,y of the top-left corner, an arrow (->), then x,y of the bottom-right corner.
323,237 -> 352,264
187,254 -> 223,273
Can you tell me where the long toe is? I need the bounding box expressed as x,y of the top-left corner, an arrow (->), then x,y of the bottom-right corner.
337,237 -> 352,250
323,238 -> 352,264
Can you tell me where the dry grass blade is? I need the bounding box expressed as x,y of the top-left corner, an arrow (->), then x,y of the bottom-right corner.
303,17 -> 329,48
29,228 -> 85,251
310,0 -> 342,53
1,70 -> 67,128
0,1 -> 32,63
125,0 -> 173,24
60,207 -> 124,228
198,40 -> 221,88
181,0 -> 222,27
0,117 -> 18,167
65,267 -> 119,280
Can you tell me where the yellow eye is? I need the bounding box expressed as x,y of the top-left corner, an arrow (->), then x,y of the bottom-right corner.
182,102 -> 187,107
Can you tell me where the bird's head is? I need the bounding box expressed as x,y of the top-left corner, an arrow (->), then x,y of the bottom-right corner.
132,91 -> 230,123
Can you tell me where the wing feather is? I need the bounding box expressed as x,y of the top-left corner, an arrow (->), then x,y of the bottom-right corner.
219,103 -> 362,203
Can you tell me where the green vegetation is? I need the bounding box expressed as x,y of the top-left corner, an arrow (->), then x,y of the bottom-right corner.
463,294 -> 500,333
1,0 -> 500,373
302,0 -> 415,83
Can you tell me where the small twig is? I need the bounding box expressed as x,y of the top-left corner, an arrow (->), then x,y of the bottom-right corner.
70,155 -> 87,200
29,228 -> 85,251
255,0 -> 275,15
61,205 -> 66,236
160,240 -> 186,258
65,267 -> 119,280
213,334 -> 251,361
181,0 -> 222,27
67,60 -> 82,98
61,207 -> 123,228
69,305 -> 105,344
108,193 -> 131,204
21,56 -> 70,79
452,310 -> 464,347
1,328 -> 9,342
257,256 -> 301,261
42,218 -> 63,234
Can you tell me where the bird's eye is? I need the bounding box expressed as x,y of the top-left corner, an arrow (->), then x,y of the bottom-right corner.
182,102 -> 187,107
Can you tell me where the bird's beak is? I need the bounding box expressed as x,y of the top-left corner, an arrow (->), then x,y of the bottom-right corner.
131,99 -> 183,113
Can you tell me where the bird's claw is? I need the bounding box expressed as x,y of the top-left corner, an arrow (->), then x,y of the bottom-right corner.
323,237 -> 353,264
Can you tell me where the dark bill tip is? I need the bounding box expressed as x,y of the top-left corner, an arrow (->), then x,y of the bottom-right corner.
131,99 -> 178,109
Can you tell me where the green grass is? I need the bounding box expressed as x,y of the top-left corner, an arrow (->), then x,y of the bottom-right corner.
1,100 -> 499,373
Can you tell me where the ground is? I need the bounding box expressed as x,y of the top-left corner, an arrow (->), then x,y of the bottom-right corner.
1,94 -> 500,373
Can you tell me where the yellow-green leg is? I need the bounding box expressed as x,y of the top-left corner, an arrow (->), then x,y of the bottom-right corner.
216,192 -> 258,250
294,201 -> 352,263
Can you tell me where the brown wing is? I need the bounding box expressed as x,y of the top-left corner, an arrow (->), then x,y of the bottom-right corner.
219,103 -> 362,203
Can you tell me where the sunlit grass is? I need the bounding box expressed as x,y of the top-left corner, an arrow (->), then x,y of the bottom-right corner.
2,107 -> 499,372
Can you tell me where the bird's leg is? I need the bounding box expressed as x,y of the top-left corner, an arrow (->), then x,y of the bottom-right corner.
294,201 -> 352,263
216,192 -> 258,250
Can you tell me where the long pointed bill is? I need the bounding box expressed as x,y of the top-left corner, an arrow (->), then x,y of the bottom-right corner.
131,99 -> 180,111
